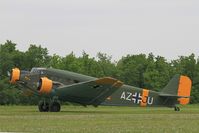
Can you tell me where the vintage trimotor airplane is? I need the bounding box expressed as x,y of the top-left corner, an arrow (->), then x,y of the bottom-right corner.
9,67 -> 192,112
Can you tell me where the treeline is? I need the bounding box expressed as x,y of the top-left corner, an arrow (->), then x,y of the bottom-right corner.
0,40 -> 199,105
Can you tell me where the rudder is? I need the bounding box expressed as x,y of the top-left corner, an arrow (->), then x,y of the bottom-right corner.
177,76 -> 192,105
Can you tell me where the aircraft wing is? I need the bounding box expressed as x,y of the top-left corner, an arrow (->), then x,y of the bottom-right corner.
53,77 -> 123,106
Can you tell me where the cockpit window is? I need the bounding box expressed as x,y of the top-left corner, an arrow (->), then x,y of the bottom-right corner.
21,70 -> 30,75
30,67 -> 46,74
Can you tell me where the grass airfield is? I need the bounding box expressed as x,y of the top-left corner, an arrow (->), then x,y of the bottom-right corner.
0,105 -> 199,133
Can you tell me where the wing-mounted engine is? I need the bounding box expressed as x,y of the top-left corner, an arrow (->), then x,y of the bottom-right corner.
10,68 -> 20,84
37,77 -> 53,94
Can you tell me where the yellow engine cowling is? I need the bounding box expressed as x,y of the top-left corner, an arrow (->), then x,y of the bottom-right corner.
10,68 -> 20,84
37,77 -> 53,94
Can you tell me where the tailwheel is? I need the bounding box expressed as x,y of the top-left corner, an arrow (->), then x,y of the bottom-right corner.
38,101 -> 49,112
174,106 -> 180,111
50,101 -> 61,112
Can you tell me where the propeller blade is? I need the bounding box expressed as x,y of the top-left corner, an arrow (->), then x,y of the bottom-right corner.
7,71 -> 11,77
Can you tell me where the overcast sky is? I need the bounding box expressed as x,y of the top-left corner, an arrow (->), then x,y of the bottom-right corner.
0,0 -> 199,61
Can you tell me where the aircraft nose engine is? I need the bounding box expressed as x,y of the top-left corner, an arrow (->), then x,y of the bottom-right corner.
37,77 -> 53,94
10,68 -> 20,84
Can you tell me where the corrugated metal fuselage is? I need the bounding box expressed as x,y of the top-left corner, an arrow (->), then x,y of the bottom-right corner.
36,68 -> 176,107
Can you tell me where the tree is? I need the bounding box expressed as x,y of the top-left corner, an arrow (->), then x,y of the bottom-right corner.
24,44 -> 50,69
144,55 -> 173,91
117,54 -> 148,87
0,40 -> 23,76
96,52 -> 118,77
0,40 -> 199,104
49,54 -> 63,69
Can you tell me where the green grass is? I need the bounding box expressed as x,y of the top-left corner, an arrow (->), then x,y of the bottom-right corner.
0,105 -> 199,133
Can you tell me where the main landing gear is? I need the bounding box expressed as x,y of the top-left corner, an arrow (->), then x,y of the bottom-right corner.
174,106 -> 180,111
38,98 -> 61,112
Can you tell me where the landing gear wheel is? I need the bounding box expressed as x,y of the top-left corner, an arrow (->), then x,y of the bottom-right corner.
174,106 -> 180,111
50,101 -> 61,112
38,101 -> 49,112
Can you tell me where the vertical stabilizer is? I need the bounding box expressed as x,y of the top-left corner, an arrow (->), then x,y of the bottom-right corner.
161,75 -> 192,105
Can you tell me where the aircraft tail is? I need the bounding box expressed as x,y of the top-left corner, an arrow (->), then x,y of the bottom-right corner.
160,74 -> 192,105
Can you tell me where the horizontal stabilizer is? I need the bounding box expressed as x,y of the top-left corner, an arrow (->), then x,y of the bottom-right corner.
159,93 -> 191,98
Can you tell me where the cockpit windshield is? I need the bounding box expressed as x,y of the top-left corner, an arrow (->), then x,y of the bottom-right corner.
30,67 -> 46,74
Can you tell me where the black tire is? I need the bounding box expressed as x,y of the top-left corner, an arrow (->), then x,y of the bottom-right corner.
38,101 -> 49,112
174,106 -> 180,111
50,101 -> 61,112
